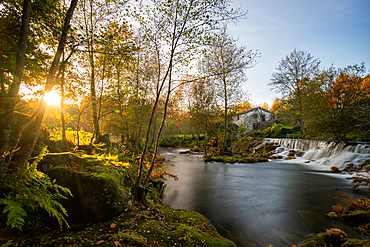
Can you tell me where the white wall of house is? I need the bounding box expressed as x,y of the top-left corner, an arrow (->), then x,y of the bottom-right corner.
232,107 -> 275,131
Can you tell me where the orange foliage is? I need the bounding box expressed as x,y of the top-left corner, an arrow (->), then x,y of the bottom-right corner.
234,100 -> 254,113
325,73 -> 368,109
261,102 -> 270,111
361,74 -> 370,94
270,99 -> 282,113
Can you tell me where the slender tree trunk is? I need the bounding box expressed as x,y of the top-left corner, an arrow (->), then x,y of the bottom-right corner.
115,69 -> 125,145
150,120 -> 157,148
296,84 -> 306,135
77,113 -> 81,147
96,46 -> 107,137
14,0 -> 78,170
135,51 -> 141,153
85,0 -> 99,143
89,52 -> 99,142
222,78 -> 228,153
298,99 -> 306,135
143,83 -> 172,187
0,0 -> 31,176
61,51 -> 67,142
135,47 -> 166,188
204,129 -> 208,157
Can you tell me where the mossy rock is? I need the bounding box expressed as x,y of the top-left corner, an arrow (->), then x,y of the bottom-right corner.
299,229 -> 346,247
134,205 -> 234,247
22,204 -> 234,246
47,165 -> 132,224
341,238 -> 370,247
344,210 -> 370,226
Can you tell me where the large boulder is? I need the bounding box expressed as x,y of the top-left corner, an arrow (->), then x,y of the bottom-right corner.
47,165 -> 132,224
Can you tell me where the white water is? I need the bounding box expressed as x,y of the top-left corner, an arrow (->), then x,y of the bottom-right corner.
266,138 -> 370,170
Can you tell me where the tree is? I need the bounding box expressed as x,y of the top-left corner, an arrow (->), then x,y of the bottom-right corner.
269,48 -> 320,135
306,64 -> 370,142
233,100 -> 254,114
130,0 -> 248,195
189,79 -> 220,155
261,102 -> 270,111
16,0 -> 79,168
270,99 -> 282,113
73,0 -> 126,143
0,0 -> 79,175
0,0 -> 32,175
199,25 -> 257,153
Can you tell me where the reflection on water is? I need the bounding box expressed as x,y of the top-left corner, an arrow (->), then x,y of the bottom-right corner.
160,148 -> 368,247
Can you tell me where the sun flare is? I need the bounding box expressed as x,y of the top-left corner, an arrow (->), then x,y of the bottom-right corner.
43,91 -> 61,106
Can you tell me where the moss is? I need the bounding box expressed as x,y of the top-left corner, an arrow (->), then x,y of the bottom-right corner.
341,238 -> 370,247
344,210 -> 370,226
299,229 -> 347,247
47,165 -> 132,224
347,210 -> 368,217
299,232 -> 330,247
19,204 -> 233,246
114,231 -> 148,246
204,154 -> 268,164
135,205 -> 234,247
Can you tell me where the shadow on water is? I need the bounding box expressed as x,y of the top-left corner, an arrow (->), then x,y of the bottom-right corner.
160,147 -> 369,247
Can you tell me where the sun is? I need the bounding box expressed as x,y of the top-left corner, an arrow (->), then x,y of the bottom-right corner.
43,90 -> 61,106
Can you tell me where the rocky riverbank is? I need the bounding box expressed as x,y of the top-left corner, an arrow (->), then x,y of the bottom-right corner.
17,204 -> 234,247
0,150 -> 234,247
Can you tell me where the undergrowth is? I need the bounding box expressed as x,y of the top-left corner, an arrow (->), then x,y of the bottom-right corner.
0,146 -> 72,230
332,192 -> 370,216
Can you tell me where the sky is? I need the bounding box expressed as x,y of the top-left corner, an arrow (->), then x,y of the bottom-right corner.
228,0 -> 370,107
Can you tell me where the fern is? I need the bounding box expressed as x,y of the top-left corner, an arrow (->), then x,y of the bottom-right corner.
0,199 -> 26,228
0,146 -> 73,229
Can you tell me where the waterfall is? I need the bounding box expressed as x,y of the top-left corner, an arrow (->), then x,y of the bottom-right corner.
265,138 -> 370,169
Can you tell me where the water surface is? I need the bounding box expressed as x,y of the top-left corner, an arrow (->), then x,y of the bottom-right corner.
160,148 -> 368,247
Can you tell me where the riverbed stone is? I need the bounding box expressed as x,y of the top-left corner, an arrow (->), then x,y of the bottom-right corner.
326,211 -> 339,219
47,165 -> 132,224
344,210 -> 370,225
298,228 -> 346,247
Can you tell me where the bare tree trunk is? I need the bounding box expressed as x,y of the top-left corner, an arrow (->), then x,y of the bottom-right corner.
96,46 -> 107,137
89,53 -> 99,142
135,96 -> 159,187
222,78 -> 228,153
61,51 -> 67,142
143,85 -> 172,187
85,0 -> 99,144
298,99 -> 306,135
76,117 -> 80,147
135,45 -> 167,188
0,0 -> 31,176
134,51 -> 141,153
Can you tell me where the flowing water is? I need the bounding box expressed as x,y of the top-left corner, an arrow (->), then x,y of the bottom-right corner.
267,138 -> 370,169
160,142 -> 370,247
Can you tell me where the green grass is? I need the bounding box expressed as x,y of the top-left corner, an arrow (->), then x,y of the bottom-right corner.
49,128 -> 93,145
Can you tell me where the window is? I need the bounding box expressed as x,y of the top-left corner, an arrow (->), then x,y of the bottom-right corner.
261,115 -> 265,122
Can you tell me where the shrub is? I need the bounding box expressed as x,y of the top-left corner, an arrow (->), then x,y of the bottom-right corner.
262,127 -> 272,137
0,146 -> 72,229
251,130 -> 261,137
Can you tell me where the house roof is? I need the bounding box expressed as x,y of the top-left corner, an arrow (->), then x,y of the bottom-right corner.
235,107 -> 275,116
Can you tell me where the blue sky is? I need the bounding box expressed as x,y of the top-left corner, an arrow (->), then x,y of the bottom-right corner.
228,0 -> 370,107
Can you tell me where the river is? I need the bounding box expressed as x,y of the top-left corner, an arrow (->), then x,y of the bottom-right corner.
160,147 -> 369,247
